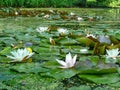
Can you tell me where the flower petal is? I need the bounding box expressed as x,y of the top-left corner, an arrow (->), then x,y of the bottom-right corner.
65,52 -> 72,65
56,59 -> 67,67
72,54 -> 77,65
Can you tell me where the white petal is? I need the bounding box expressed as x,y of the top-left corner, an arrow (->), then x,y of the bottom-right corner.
72,54 -> 77,65
56,59 -> 67,67
7,55 -> 16,60
65,52 -> 72,65
26,52 -> 34,59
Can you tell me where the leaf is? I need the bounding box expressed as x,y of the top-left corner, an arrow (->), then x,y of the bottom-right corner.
42,68 -> 78,80
109,35 -> 120,44
75,60 -> 94,70
77,37 -> 95,46
10,63 -> 49,74
43,60 -> 60,69
109,81 -> 120,88
76,60 -> 117,74
68,85 -> 91,90
0,47 -> 11,55
94,87 -> 109,90
58,37 -> 77,45
79,73 -> 120,84
98,35 -> 111,44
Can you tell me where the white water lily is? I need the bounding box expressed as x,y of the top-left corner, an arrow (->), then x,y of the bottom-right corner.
106,48 -> 120,60
56,52 -> 77,68
7,48 -> 34,62
57,28 -> 68,34
70,12 -> 75,16
36,27 -> 48,33
77,17 -> 83,21
44,14 -> 50,18
86,34 -> 96,39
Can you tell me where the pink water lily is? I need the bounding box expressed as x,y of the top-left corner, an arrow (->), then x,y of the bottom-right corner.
56,52 -> 77,68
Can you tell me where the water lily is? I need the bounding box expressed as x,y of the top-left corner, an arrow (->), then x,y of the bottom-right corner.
70,12 -> 75,16
49,10 -> 54,13
57,28 -> 68,34
86,34 -> 96,39
56,52 -> 77,68
77,17 -> 83,21
106,48 -> 120,60
44,14 -> 50,18
36,27 -> 48,33
49,37 -> 56,45
7,48 -> 34,62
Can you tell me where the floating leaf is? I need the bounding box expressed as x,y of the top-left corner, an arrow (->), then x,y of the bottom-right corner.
79,73 -> 120,84
77,37 -> 95,47
0,47 -> 11,55
68,85 -> 91,90
10,63 -> 49,74
42,68 -> 78,80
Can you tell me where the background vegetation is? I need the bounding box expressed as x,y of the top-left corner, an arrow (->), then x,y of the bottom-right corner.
0,0 -> 120,8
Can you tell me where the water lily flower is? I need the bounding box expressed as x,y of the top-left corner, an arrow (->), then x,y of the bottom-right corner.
70,12 -> 75,16
106,48 -> 120,60
57,28 -> 68,34
36,27 -> 48,33
86,34 -> 96,39
44,14 -> 50,19
56,52 -> 77,68
7,48 -> 34,62
49,37 -> 56,45
15,11 -> 18,16
77,17 -> 83,21
49,10 -> 54,13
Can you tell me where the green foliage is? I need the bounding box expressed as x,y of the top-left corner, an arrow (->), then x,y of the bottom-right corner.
96,0 -> 120,7
79,73 -> 120,84
68,85 -> 91,90
0,0 -> 119,7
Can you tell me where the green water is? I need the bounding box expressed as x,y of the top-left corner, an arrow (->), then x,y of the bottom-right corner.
0,8 -> 120,31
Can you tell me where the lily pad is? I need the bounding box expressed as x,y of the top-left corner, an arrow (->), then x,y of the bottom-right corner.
10,63 -> 49,74
68,85 -> 91,90
79,73 -> 120,84
42,68 -> 78,80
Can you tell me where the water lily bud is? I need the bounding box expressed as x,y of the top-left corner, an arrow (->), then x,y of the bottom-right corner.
49,38 -> 55,45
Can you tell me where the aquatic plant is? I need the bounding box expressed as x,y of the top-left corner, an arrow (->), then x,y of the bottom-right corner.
106,48 -> 120,60
7,48 -> 34,62
56,52 -> 77,68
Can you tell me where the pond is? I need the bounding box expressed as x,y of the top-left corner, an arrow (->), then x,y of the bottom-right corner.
0,8 -> 120,90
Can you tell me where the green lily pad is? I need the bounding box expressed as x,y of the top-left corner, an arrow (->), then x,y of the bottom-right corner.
42,68 -> 78,80
77,37 -> 95,47
79,73 -> 120,84
10,63 -> 49,74
68,85 -> 91,90
75,60 -> 117,74
0,47 -> 11,55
